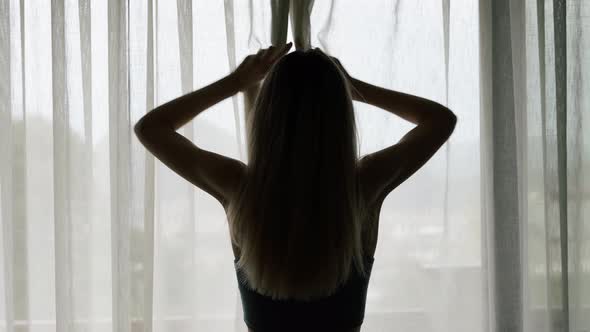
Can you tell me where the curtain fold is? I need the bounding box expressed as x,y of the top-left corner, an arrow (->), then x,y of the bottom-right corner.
441,0 -> 452,243
0,1 -> 588,332
175,1 -> 196,331
478,2 -> 495,331
223,0 -> 245,163
143,0 -> 155,330
108,0 -> 132,330
552,2 -> 569,329
288,0 -> 314,51
77,0 -> 96,328
567,2 -> 587,331
0,1 -> 15,331
2,0 -> 29,330
488,0 -> 526,330
483,1 -> 590,331
270,0 -> 289,46
51,1 -> 74,331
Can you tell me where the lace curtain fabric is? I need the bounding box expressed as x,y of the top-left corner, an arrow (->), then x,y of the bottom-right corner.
0,1 -> 587,332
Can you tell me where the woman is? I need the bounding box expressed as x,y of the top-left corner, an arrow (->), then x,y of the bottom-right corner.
135,43 -> 457,332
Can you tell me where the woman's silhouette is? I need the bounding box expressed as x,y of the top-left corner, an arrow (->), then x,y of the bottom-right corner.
135,43 -> 457,332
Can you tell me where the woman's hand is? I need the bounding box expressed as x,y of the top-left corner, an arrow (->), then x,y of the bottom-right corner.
328,56 -> 362,101
328,56 -> 351,80
231,42 -> 293,90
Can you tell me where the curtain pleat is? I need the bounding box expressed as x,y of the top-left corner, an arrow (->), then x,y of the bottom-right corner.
478,1 -> 496,330
0,1 -> 15,331
3,0 -> 32,329
18,0 -> 30,326
316,0 -> 334,51
567,2 -> 587,331
442,0 -> 450,100
441,0 -> 451,241
437,1 -> 455,330
108,0 -> 132,330
509,0 -> 529,329
175,0 -> 197,330
534,2 -> 555,329
152,2 -> 163,331
270,0 -> 289,46
289,0 -> 314,51
223,0 -> 245,163
490,0 -> 524,331
143,0 -> 156,331
538,1 -> 567,331
79,0 -> 93,161
77,0 -> 95,327
552,2 -> 569,330
50,1 -> 75,331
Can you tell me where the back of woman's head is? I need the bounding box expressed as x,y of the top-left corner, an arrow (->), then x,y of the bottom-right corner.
226,48 -> 371,301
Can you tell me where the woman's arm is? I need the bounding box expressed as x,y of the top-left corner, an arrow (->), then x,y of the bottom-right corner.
350,77 -> 455,124
135,74 -> 242,132
135,42 -> 292,131
355,78 -> 457,204
328,55 -> 457,206
134,43 -> 292,207
133,74 -> 245,206
329,56 -> 455,125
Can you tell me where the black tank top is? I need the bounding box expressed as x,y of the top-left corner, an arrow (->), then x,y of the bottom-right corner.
234,255 -> 375,331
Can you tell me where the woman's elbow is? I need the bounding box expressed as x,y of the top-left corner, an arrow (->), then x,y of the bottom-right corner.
448,111 -> 457,126
435,107 -> 457,134
134,119 -> 153,142
134,120 -> 144,136
446,111 -> 457,136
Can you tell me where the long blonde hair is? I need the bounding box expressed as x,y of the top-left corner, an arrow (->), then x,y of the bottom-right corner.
226,49 -> 372,301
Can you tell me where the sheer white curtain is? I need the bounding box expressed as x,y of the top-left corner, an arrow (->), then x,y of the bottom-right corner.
480,1 -> 589,331
0,0 -> 587,332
